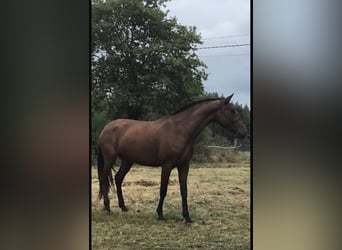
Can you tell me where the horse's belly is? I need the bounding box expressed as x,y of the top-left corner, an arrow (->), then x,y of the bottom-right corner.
118,141 -> 161,166
121,153 -> 161,167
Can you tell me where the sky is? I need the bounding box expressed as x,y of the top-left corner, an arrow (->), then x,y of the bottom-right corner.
164,0 -> 250,107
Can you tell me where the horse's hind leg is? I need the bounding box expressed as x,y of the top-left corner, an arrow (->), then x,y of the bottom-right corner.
115,160 -> 133,211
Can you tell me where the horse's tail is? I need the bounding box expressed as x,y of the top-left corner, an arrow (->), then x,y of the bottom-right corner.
97,146 -> 115,200
97,146 -> 106,200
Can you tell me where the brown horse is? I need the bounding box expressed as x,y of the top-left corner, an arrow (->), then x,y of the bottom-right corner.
97,94 -> 247,223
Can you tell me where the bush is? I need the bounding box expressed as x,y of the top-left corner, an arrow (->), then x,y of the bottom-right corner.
191,127 -> 239,163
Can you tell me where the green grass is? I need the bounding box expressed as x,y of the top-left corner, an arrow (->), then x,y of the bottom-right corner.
92,153 -> 250,249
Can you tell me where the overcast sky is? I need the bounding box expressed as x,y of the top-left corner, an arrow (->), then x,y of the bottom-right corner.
164,0 -> 250,107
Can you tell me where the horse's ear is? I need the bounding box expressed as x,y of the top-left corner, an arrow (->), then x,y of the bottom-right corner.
224,94 -> 234,104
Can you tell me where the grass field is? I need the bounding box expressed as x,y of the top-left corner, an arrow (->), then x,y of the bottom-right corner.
92,152 -> 250,250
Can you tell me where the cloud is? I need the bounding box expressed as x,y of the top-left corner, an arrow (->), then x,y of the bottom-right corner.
166,0 -> 250,36
201,20 -> 238,38
165,0 -> 250,107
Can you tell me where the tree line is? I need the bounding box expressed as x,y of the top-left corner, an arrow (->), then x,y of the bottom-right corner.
91,0 -> 250,163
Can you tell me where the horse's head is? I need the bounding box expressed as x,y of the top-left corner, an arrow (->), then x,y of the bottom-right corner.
215,94 -> 248,138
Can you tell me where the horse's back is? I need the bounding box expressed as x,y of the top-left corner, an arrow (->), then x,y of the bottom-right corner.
99,118 -> 164,138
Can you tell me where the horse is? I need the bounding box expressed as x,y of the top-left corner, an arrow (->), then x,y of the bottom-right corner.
97,94 -> 247,223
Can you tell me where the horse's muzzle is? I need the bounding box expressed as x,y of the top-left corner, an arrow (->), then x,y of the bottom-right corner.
237,130 -> 248,139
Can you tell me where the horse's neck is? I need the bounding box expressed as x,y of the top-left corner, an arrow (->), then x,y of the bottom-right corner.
172,100 -> 220,143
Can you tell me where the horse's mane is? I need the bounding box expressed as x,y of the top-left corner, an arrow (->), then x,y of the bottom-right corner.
171,98 -> 224,115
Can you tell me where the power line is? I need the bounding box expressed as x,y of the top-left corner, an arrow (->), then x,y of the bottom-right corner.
202,34 -> 249,40
199,53 -> 250,58
197,43 -> 250,50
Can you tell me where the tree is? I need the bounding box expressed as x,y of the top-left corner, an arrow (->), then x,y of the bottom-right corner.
91,98 -> 110,161
92,0 -> 207,121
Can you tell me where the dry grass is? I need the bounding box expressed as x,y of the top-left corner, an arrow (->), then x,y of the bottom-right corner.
92,154 -> 250,249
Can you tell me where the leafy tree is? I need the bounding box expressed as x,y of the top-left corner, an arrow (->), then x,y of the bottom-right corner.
92,0 -> 207,120
91,98 -> 111,161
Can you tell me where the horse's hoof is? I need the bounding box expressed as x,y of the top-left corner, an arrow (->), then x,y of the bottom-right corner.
158,216 -> 166,221
121,207 -> 128,212
103,209 -> 110,215
185,218 -> 193,223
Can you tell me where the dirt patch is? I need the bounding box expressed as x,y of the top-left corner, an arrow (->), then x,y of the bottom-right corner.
123,179 -> 158,187
228,187 -> 246,194
122,178 -> 177,187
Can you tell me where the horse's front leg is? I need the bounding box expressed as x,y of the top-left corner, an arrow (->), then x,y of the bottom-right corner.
156,163 -> 173,220
177,163 -> 192,223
